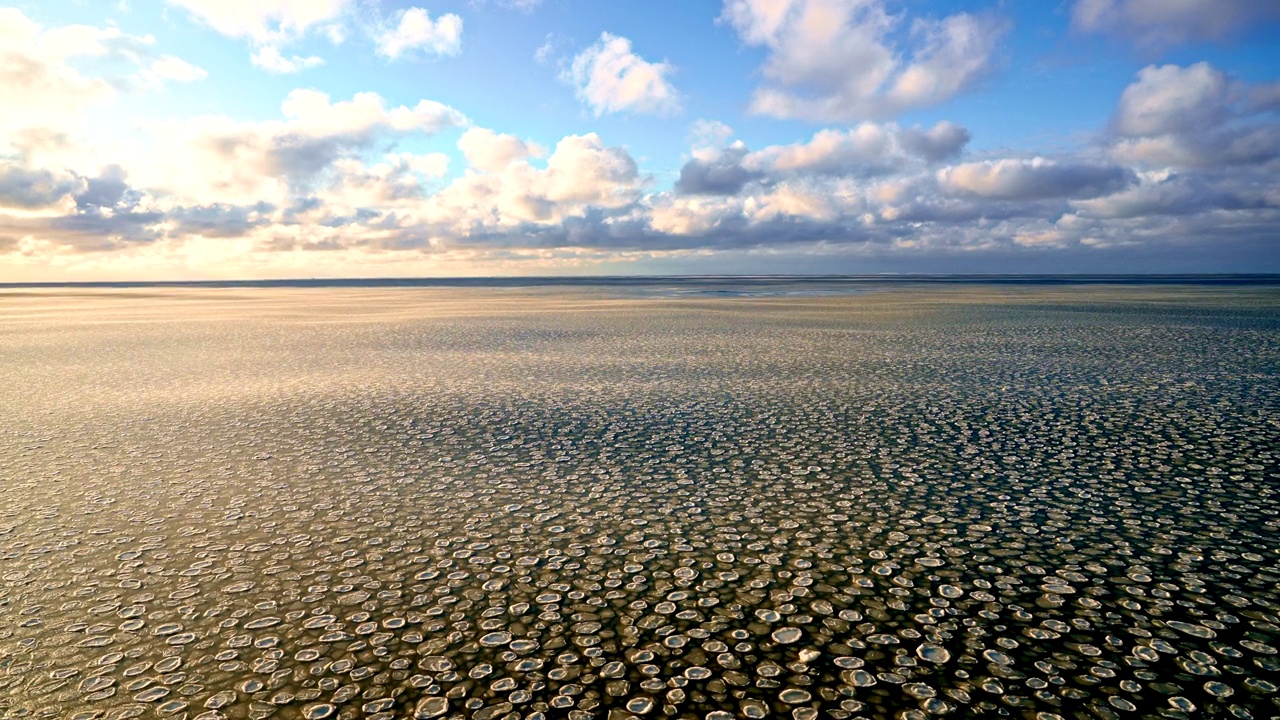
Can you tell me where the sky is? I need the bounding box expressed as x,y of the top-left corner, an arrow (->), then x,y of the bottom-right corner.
1,0 -> 1278,280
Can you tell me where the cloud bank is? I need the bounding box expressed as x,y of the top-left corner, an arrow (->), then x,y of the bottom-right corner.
0,6 -> 1276,278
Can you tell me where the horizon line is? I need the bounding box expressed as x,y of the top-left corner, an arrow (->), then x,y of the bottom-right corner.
3,273 -> 1280,289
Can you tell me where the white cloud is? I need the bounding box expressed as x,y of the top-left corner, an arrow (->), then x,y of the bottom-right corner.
165,0 -> 352,43
936,158 -> 1133,200
1113,63 -> 1232,137
688,120 -> 735,150
746,183 -> 843,224
321,152 -> 450,208
0,10 -> 115,143
567,33 -> 680,116
251,46 -> 324,74
752,127 -> 897,174
130,89 -> 467,206
674,121 -> 969,196
148,55 -> 209,82
1073,0 -> 1280,46
648,194 -> 742,235
534,41 -> 554,64
0,8 -> 202,161
375,7 -> 463,60
748,121 -> 967,175
279,89 -> 467,136
421,133 -> 641,230
3,11 -> 1276,277
458,128 -> 545,173
721,0 -> 1006,121
1110,63 -> 1280,169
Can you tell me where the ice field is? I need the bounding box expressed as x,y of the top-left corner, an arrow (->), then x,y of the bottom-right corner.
1,281 -> 1278,720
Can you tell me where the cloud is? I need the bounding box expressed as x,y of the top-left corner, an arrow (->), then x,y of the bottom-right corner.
675,142 -> 762,196
567,33 -> 680,116
0,8 -> 202,149
748,121 -> 970,176
721,0 -> 1006,121
0,163 -> 83,211
937,158 -> 1134,200
674,120 -> 969,197
375,7 -> 463,60
74,165 -> 142,211
148,55 -> 209,83
1071,170 -> 1270,219
279,89 -> 467,136
458,128 -> 544,173
1072,0 -> 1280,47
251,46 -> 325,74
1113,63 -> 1232,137
2,20 -> 1276,278
419,133 -> 642,231
131,89 -> 467,206
900,122 -> 971,162
648,195 -> 744,235
164,0 -> 352,43
0,7 -> 207,180
1110,63 -> 1280,169
688,120 -> 735,150
323,152 -> 451,206
168,202 -> 273,237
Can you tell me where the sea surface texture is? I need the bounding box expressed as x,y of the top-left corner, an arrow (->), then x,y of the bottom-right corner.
1,280 -> 1278,720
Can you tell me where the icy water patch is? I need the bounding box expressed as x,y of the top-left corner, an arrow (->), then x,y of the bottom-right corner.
1,285 -> 1278,720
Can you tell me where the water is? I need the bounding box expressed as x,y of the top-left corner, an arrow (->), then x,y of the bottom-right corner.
1,279 -> 1277,719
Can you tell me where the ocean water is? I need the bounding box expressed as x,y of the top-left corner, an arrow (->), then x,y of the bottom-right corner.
1,279 -> 1278,720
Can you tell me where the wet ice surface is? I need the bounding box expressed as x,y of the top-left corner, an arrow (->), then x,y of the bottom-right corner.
1,284 -> 1278,720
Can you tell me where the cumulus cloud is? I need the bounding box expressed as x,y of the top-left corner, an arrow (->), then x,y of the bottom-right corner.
421,133 -> 641,231
279,89 -> 467,136
1113,63 -> 1232,137
567,33 -> 680,116
900,122 -> 971,163
0,163 -> 83,211
1071,170 -> 1269,219
1073,0 -> 1280,47
751,127 -> 899,176
0,7 -> 204,188
937,158 -> 1133,201
458,128 -> 544,173
675,143 -> 762,196
721,0 -> 1006,121
131,89 -> 467,206
323,152 -> 450,207
251,46 -> 325,73
2,28 -> 1275,276
375,7 -> 463,60
0,8 -> 204,149
165,0 -> 352,43
749,121 -> 970,176
74,165 -> 142,211
1111,63 -> 1280,169
673,121 -> 971,197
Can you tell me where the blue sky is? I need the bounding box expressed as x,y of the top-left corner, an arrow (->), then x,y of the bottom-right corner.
1,0 -> 1278,279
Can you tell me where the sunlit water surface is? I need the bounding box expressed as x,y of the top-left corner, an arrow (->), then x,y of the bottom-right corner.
1,283 -> 1278,720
